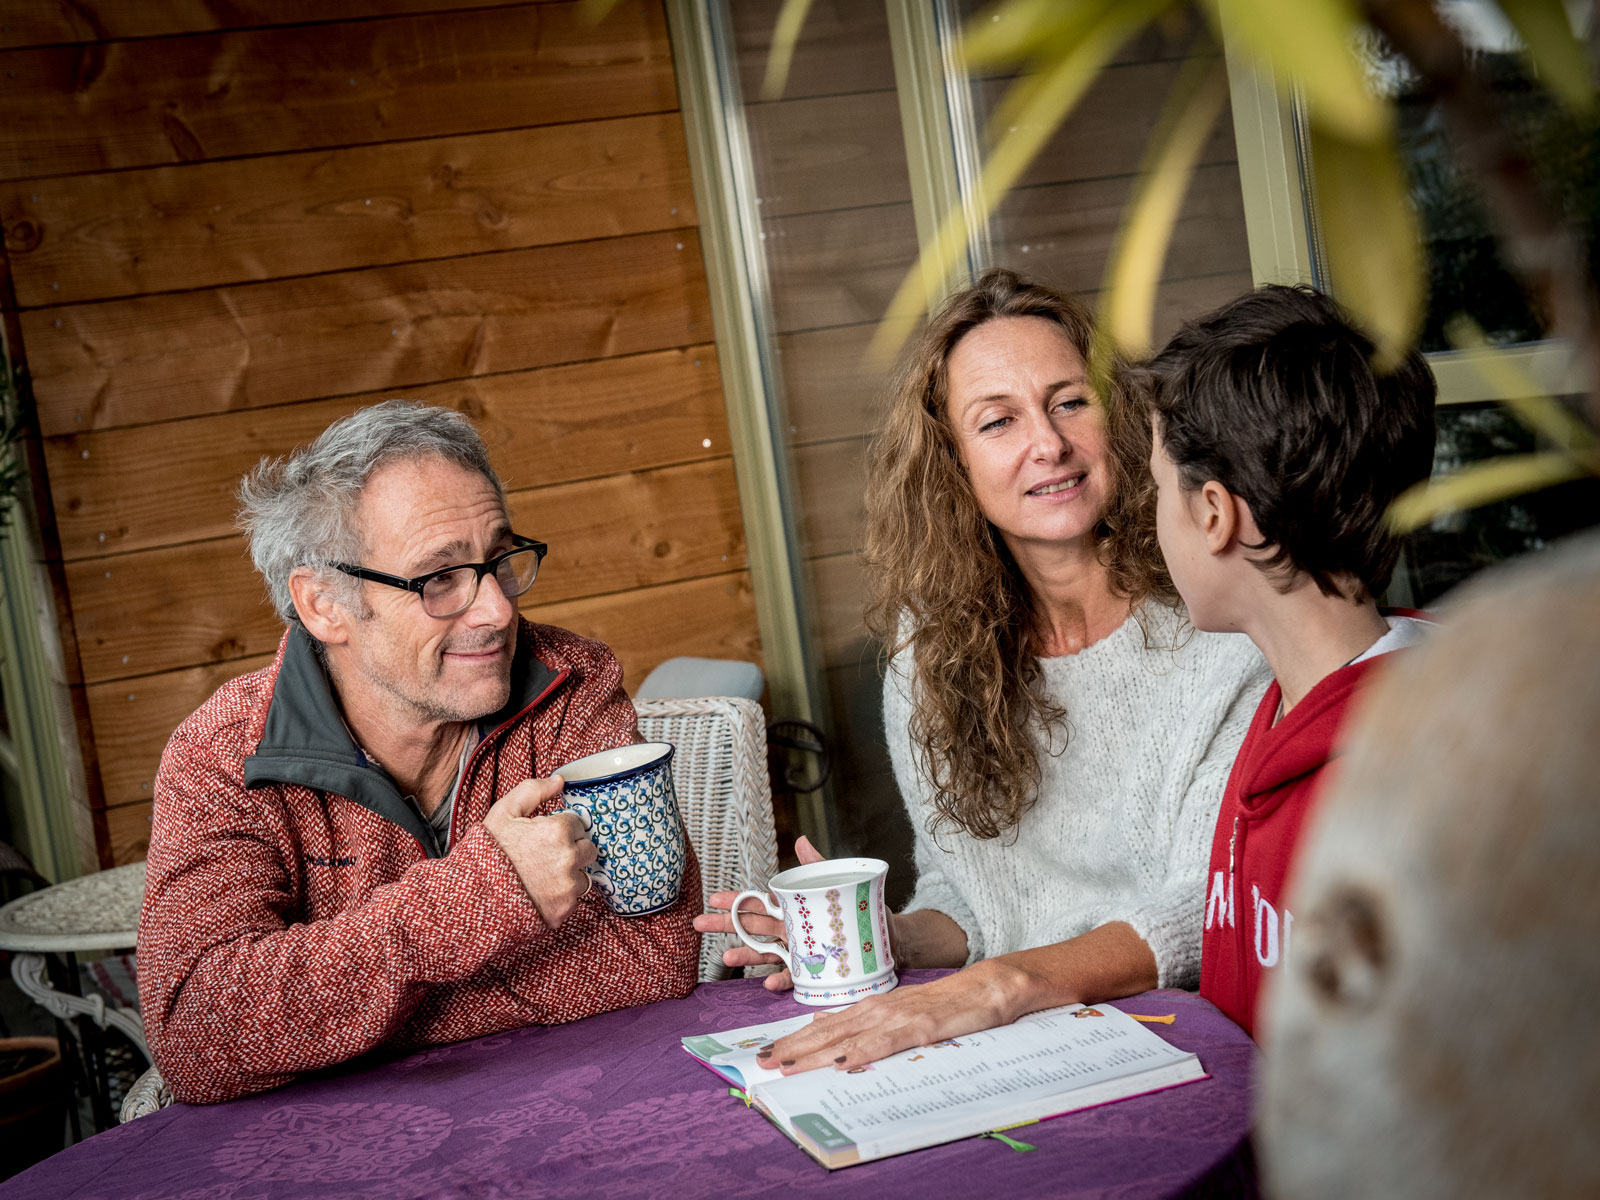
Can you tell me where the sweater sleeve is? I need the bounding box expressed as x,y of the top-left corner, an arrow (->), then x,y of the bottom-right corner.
883,651 -> 986,963
1111,643 -> 1268,989
139,740 -> 548,1104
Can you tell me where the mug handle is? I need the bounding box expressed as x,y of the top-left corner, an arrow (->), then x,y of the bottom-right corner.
563,803 -> 603,890
728,890 -> 791,972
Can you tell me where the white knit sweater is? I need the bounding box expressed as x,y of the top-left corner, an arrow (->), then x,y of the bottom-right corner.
885,601 -> 1270,989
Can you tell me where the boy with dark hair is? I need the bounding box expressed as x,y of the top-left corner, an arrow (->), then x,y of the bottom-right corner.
1141,284 -> 1438,1038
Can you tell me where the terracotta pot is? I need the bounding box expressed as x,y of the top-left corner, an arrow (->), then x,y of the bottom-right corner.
0,1036 -> 64,1180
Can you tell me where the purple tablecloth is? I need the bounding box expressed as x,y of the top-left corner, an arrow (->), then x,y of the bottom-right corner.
5,971 -> 1257,1199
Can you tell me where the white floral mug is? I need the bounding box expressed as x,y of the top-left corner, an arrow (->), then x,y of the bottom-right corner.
555,742 -> 685,916
730,858 -> 897,1005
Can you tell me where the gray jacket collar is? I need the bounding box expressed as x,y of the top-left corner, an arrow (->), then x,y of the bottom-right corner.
242,623 -> 562,857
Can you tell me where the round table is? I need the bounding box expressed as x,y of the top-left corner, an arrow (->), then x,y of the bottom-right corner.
0,862 -> 145,954
5,971 -> 1257,1199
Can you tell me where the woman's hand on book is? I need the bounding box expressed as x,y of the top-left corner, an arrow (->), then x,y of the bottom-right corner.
754,958 -> 1023,1074
693,835 -> 827,990
757,921 -> 1160,1073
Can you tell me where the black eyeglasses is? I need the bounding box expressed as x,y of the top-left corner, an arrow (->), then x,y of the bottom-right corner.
334,535 -> 548,618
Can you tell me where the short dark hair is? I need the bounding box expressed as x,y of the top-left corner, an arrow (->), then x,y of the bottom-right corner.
1141,285 -> 1436,600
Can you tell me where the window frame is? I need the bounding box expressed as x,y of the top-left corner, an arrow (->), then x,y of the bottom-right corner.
1221,29 -> 1586,408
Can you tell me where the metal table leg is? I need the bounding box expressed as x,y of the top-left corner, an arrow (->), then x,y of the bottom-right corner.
45,951 -> 114,1134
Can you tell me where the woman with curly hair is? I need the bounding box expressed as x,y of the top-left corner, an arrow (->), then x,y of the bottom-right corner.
698,269 -> 1267,1069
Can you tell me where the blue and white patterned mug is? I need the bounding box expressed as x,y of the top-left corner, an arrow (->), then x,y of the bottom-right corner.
555,742 -> 686,917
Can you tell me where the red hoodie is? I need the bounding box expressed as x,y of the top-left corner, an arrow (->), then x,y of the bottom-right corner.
1199,614 -> 1430,1037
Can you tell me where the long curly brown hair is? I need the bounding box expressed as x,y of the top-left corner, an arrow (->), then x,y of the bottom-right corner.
863,269 -> 1175,841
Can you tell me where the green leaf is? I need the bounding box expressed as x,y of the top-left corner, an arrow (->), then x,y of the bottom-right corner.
980,68 -> 1048,148
761,0 -> 817,102
964,0 -> 1123,67
1207,0 -> 1386,142
1444,315 -> 1597,451
576,0 -> 622,24
1387,452 -> 1593,531
1099,54 -> 1231,361
1499,0 -> 1597,113
1307,119 -> 1423,370
981,1130 -> 1038,1152
869,0 -> 1167,366
971,0 -> 1180,142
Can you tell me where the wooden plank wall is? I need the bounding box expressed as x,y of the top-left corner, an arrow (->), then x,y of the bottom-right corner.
0,0 -> 761,867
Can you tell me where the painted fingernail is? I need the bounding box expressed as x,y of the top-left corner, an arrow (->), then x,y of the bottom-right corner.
780,1059 -> 795,1067
833,1056 -> 847,1064
756,1046 -> 773,1058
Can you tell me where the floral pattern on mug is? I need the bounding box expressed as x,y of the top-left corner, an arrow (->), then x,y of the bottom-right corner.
825,889 -> 849,979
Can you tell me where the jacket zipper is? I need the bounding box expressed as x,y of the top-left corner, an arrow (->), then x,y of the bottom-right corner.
1230,814 -> 1247,978
445,666 -> 571,849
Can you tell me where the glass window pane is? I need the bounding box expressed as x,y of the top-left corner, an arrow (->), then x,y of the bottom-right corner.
1393,401 -> 1600,607
952,3 -> 1256,342
1356,3 -> 1600,352
724,0 -> 916,897
1336,3 -> 1600,598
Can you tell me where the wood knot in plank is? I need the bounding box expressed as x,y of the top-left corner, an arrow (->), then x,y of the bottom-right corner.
4,220 -> 41,253
160,107 -> 205,162
72,42 -> 108,92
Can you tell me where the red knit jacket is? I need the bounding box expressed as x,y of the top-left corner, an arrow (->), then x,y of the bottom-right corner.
137,620 -> 701,1104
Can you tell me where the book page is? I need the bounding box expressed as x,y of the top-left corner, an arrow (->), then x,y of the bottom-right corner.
681,1011 -> 823,1089
700,1004 -> 1202,1164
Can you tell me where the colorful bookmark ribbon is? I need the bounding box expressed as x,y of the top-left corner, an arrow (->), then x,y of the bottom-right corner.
982,1131 -> 1037,1153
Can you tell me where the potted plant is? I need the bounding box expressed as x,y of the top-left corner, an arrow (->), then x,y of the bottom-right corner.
0,1034 -> 63,1180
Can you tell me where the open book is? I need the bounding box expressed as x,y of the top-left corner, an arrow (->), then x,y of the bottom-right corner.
681,1001 -> 1206,1169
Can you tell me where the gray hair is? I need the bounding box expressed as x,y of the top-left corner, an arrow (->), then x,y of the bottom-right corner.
238,400 -> 506,623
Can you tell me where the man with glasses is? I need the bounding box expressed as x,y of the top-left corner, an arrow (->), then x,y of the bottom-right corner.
137,400 -> 701,1104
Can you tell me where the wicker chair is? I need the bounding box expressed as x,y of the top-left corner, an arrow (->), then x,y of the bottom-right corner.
119,1066 -> 172,1123
634,695 -> 778,982
122,695 -> 778,1122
